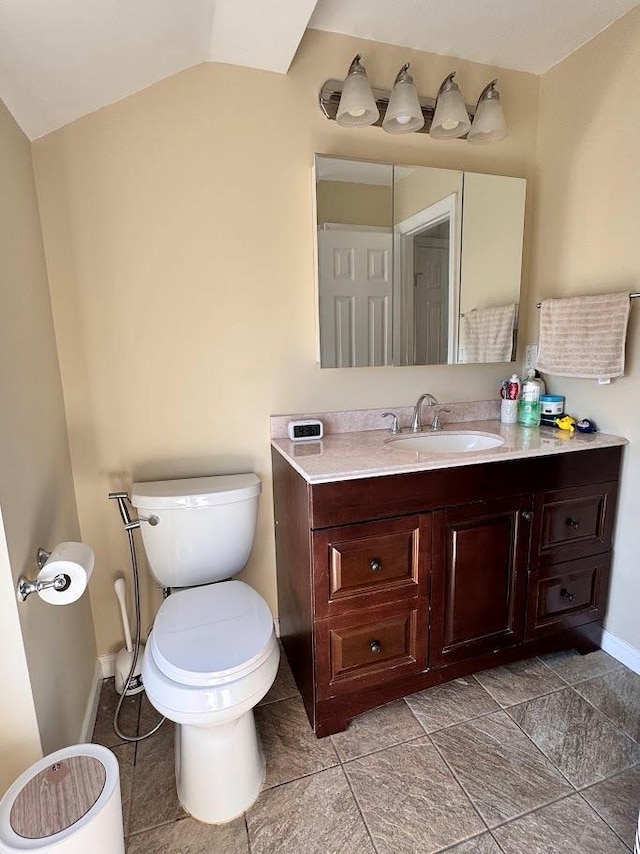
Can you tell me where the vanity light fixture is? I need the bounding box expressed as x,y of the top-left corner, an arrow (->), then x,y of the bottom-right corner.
429,72 -> 472,139
335,55 -> 380,127
382,64 -> 424,133
319,58 -> 508,144
467,79 -> 507,144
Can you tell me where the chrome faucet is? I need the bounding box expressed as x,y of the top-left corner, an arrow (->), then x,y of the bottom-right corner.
411,393 -> 439,433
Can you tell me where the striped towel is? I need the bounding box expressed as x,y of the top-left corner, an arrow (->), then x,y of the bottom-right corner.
536,292 -> 630,379
463,303 -> 517,363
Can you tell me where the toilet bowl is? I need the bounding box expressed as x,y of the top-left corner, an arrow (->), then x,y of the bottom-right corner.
142,580 -> 280,823
131,474 -> 280,824
0,744 -> 124,854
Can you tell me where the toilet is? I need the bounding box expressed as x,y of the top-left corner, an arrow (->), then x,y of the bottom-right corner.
131,474 -> 280,824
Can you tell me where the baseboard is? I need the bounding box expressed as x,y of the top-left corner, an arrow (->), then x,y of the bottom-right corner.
80,658 -> 104,743
601,629 -> 640,675
99,653 -> 116,679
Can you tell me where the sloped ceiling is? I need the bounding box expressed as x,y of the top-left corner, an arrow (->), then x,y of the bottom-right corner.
0,0 -> 636,140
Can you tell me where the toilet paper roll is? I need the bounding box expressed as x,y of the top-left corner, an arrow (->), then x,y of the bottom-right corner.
36,541 -> 95,605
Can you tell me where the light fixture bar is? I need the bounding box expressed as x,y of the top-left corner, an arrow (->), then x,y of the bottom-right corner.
319,78 -> 476,135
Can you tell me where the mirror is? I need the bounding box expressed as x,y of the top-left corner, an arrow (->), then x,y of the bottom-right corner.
315,155 -> 526,368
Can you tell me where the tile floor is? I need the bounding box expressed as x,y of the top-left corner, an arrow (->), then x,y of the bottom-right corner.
92,648 -> 640,853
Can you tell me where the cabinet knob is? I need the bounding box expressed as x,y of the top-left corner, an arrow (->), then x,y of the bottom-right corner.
521,510 -> 534,522
566,517 -> 581,529
560,588 -> 576,602
370,558 -> 382,573
369,639 -> 382,654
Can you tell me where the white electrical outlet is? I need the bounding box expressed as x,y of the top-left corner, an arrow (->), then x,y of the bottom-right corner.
524,344 -> 538,372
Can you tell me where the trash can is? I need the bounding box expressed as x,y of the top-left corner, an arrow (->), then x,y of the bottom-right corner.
0,744 -> 124,853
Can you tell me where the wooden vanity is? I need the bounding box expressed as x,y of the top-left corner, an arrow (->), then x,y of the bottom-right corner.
271,424 -> 624,737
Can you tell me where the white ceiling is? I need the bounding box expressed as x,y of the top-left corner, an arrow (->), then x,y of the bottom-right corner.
0,0 -> 636,140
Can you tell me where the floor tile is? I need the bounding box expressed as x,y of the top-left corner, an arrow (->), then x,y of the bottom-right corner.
344,737 -> 485,854
508,688 -> 640,787
92,679 -> 141,748
575,667 -> 640,741
246,765 -> 374,854
137,692 -> 165,735
258,645 -> 299,706
129,720 -> 187,833
405,675 -> 499,734
475,658 -> 565,708
541,648 -> 622,685
330,699 -> 424,762
431,710 -> 572,828
581,765 -> 640,849
255,696 -> 338,788
493,793 -> 629,853
126,815 -> 249,854
111,743 -> 135,835
440,834 -> 503,854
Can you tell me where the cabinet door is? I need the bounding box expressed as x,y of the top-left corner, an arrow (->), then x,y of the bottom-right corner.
431,496 -> 532,666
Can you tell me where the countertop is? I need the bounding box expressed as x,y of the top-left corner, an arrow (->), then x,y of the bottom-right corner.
271,420 -> 628,484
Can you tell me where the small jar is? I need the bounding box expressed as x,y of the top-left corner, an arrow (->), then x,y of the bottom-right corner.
540,394 -> 565,416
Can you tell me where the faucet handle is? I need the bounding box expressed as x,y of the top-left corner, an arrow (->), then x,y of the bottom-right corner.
430,408 -> 452,431
381,412 -> 402,435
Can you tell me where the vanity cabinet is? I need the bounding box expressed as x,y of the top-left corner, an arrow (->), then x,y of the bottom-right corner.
272,445 -> 622,737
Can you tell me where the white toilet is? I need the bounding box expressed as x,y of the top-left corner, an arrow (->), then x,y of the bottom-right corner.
131,474 -> 280,824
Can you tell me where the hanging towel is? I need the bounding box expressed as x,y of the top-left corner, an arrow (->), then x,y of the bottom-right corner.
463,303 -> 517,363
536,292 -> 630,379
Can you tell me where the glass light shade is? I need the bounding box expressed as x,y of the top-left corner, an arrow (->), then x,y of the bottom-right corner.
336,57 -> 380,127
430,79 -> 471,139
468,92 -> 508,144
382,66 -> 424,134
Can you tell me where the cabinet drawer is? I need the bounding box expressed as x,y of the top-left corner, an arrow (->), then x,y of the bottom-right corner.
315,600 -> 427,698
312,515 -> 429,617
531,482 -> 617,566
526,555 -> 610,638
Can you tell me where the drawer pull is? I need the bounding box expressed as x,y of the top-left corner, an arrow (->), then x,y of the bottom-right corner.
565,517 -> 581,529
369,558 -> 382,573
521,510 -> 534,522
369,639 -> 382,654
560,588 -> 576,602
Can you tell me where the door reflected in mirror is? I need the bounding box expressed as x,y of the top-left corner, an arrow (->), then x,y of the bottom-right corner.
315,155 -> 526,368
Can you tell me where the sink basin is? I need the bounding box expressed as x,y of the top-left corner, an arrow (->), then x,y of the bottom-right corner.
388,430 -> 506,454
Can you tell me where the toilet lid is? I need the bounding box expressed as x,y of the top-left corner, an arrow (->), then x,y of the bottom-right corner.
149,581 -> 275,687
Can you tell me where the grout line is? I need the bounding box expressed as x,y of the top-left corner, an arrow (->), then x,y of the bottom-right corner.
575,789 -> 635,852
244,813 -> 254,854
336,732 -> 427,765
339,761 -> 381,853
572,683 -> 639,746
426,732 -> 491,838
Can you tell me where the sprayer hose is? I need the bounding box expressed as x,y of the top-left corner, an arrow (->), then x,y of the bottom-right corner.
112,527 -> 165,742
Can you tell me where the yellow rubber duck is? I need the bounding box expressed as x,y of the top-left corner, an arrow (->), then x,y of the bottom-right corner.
555,416 -> 576,432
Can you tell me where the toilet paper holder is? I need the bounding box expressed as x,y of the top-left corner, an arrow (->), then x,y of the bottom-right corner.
16,548 -> 72,602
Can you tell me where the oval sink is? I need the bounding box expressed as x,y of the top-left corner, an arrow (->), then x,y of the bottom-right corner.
388,431 -> 505,454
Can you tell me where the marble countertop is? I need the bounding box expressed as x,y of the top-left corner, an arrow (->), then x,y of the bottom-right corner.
271,419 -> 628,484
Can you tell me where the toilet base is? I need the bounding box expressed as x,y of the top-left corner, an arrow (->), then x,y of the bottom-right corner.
175,709 -> 265,823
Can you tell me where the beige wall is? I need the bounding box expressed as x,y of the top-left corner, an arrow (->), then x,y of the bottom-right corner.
0,99 -> 96,775
394,166 -> 463,224
529,9 -> 640,649
32,29 -> 540,656
316,180 -> 392,227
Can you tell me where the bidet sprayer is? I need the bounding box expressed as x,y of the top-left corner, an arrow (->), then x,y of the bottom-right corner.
108,492 -> 158,530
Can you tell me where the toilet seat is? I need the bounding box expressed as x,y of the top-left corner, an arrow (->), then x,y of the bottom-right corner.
149,580 -> 275,687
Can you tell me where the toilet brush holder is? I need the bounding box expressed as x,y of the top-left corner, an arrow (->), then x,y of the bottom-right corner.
114,644 -> 144,696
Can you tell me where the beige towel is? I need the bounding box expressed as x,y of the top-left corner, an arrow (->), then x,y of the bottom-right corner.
536,292 -> 630,379
463,303 -> 517,363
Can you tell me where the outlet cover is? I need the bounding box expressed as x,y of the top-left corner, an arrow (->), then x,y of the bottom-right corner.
524,344 -> 538,372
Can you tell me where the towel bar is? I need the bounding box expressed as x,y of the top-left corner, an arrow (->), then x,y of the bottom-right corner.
536,292 -> 639,308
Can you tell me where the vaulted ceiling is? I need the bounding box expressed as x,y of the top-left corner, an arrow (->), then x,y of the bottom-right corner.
0,0 -> 636,139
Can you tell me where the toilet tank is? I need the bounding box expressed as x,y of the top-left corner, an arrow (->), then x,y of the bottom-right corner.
131,474 -> 261,588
